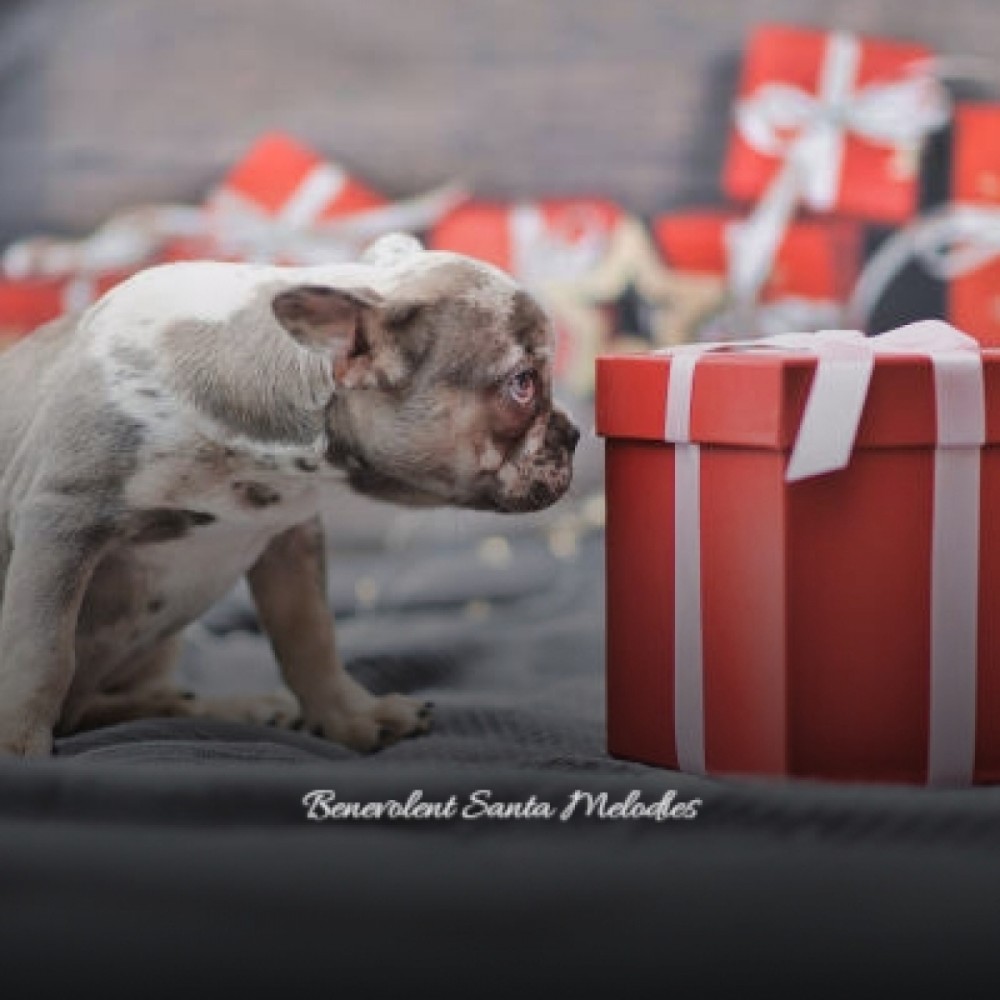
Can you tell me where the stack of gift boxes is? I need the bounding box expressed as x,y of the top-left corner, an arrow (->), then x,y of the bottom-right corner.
598,25 -> 1000,786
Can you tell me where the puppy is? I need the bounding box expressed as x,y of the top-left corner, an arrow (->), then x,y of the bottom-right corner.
0,234 -> 579,756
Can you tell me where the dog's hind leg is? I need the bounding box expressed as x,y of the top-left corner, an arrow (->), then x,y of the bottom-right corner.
67,635 -> 300,733
0,496 -> 116,755
64,636 -> 186,732
70,687 -> 300,732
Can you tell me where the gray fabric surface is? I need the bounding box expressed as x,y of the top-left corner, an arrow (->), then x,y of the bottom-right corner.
4,503 -> 1000,994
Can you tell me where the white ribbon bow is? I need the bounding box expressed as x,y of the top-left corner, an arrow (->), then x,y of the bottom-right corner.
729,32 -> 950,308
664,321 -> 984,784
509,203 -> 611,287
1,176 -> 467,292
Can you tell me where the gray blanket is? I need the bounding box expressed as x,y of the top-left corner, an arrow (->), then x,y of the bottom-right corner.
5,441 -> 1000,993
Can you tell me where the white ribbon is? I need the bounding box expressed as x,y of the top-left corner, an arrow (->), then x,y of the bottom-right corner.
729,32 -> 950,307
663,321 -> 984,784
206,179 -> 467,265
1,168 -> 468,299
509,203 -> 611,287
849,203 -> 1000,327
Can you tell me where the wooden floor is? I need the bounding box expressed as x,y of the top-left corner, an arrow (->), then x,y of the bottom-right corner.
2,0 -> 1000,241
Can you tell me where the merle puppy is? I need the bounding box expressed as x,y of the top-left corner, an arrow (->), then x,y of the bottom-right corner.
0,234 -> 578,755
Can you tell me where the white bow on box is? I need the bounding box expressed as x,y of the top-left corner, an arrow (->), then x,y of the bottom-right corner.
662,321 -> 985,785
728,32 -> 951,310
1,176 -> 467,312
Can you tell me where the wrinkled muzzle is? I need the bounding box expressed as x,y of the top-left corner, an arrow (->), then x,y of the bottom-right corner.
482,407 -> 580,514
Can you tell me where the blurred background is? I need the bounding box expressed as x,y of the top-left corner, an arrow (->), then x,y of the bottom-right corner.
1,0 -> 996,232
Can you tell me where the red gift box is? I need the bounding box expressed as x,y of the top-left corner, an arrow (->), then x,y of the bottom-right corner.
654,210 -> 862,305
430,199 -> 623,275
0,269 -> 139,341
948,104 -> 1000,344
208,131 -> 386,225
597,326 -> 1000,784
723,25 -> 940,224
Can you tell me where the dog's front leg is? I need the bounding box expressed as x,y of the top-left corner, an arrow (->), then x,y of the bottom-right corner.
247,517 -> 433,753
0,497 -> 114,755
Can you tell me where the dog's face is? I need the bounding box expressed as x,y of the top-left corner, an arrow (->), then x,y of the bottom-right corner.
271,239 -> 579,513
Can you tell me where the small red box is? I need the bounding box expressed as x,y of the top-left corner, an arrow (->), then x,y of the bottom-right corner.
597,345 -> 1000,784
723,25 -> 935,223
430,199 -> 624,273
0,269 -> 136,341
653,211 -> 862,303
949,104 -> 1000,344
209,132 -> 386,222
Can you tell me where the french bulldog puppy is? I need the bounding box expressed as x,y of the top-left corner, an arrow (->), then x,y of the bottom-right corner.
0,234 -> 579,756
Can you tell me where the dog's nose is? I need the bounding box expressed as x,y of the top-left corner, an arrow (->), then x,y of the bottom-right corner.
566,422 -> 581,453
546,410 -> 580,454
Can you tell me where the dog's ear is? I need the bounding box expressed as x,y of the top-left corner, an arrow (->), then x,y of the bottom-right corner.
273,285 -> 393,388
272,284 -> 429,390
272,285 -> 382,353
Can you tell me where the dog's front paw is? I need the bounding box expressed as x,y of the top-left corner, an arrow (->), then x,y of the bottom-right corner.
301,694 -> 434,753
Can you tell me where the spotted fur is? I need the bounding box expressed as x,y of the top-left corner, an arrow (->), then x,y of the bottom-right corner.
0,236 -> 578,756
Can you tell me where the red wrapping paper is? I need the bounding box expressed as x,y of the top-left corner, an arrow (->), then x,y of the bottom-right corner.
597,347 -> 1000,783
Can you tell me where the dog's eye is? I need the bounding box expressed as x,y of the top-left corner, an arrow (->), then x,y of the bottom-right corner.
506,368 -> 538,408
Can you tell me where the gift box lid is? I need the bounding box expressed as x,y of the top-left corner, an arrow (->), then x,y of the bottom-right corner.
596,349 -> 1000,449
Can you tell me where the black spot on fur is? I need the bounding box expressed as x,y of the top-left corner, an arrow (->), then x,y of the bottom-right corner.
137,388 -> 162,398
131,510 -> 193,544
233,481 -> 282,508
147,597 -> 165,613
295,457 -> 319,473
131,509 -> 216,543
